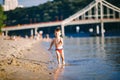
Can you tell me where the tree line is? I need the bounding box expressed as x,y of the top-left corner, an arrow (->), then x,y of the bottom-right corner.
0,5 -> 6,33
1,0 -> 120,27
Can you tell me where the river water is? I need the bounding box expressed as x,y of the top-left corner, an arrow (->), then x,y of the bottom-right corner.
43,36 -> 120,80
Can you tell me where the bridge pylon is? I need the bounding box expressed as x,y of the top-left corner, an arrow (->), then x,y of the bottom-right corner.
61,0 -> 120,37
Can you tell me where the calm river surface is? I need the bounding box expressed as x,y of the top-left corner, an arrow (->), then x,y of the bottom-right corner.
44,36 -> 120,80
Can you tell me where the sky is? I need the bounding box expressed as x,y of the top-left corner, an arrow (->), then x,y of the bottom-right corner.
0,0 -> 53,7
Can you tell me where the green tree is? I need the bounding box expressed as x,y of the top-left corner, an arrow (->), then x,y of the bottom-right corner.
0,5 -> 6,33
4,0 -> 119,26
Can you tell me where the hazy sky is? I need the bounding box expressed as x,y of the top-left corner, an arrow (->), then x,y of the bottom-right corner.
0,0 -> 53,7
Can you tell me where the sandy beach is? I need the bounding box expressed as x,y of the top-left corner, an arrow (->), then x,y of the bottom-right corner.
0,36 -> 53,80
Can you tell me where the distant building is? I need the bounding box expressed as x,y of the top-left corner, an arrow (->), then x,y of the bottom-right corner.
2,0 -> 23,11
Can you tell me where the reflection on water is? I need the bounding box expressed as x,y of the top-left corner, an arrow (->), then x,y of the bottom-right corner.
54,65 -> 65,80
55,37 -> 120,80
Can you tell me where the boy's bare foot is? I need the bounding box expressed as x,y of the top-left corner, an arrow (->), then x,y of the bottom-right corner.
62,61 -> 65,65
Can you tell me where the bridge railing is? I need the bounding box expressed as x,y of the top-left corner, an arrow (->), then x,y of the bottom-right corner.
103,0 -> 120,12
62,0 -> 96,25
62,0 -> 120,25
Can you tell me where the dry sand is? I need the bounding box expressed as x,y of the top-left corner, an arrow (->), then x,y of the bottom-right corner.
0,36 -> 53,80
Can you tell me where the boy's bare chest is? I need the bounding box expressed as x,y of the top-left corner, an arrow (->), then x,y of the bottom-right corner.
55,38 -> 61,44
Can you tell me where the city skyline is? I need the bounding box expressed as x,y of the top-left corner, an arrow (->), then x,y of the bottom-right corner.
0,0 -> 53,7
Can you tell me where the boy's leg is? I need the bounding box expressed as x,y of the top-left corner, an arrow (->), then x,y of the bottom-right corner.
56,51 -> 61,64
60,50 -> 65,65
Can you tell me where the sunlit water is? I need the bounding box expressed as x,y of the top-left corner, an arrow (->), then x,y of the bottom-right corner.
43,37 -> 120,80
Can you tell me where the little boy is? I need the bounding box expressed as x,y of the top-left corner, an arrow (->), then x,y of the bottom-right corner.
48,28 -> 65,65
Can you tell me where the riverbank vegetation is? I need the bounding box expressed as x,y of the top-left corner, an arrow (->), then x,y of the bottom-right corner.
4,0 -> 120,26
0,5 -> 6,33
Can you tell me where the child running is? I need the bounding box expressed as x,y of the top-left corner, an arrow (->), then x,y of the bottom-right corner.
48,28 -> 65,65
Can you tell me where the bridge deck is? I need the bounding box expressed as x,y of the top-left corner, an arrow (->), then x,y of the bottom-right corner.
2,18 -> 120,31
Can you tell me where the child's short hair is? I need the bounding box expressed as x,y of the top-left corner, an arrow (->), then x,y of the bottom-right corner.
55,27 -> 61,32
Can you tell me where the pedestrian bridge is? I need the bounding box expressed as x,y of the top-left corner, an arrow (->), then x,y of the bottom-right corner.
2,0 -> 120,36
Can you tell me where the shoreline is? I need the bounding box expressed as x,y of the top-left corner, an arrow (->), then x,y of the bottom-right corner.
0,36 -> 53,80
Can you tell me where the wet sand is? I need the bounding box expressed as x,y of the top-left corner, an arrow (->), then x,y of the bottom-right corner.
0,36 -> 53,80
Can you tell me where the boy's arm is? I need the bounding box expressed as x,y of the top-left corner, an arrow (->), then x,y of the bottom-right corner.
61,38 -> 63,44
60,38 -> 63,45
48,39 -> 54,50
